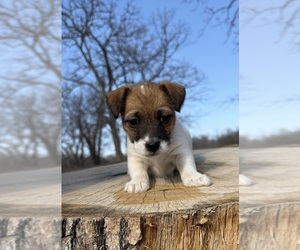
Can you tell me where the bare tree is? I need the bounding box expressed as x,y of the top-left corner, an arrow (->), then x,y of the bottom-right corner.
62,87 -> 105,168
182,0 -> 239,108
183,0 -> 238,49
240,0 -> 300,107
62,0 -> 205,167
0,0 -> 60,170
241,0 -> 300,50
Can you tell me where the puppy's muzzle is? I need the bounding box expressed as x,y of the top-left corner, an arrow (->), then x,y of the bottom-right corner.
145,140 -> 160,153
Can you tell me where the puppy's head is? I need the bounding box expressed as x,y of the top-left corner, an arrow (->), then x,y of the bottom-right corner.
106,81 -> 185,156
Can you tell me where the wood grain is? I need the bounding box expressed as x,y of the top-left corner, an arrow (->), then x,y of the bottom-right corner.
240,147 -> 300,250
62,147 -> 239,249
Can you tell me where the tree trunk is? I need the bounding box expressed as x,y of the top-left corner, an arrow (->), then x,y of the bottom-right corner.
85,138 -> 100,166
62,147 -> 239,249
107,117 -> 124,161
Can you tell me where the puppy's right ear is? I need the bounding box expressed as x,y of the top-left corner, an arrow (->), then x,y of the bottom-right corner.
106,86 -> 130,118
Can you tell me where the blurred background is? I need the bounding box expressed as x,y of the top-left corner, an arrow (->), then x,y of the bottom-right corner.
0,1 -> 61,249
240,0 -> 300,145
62,0 -> 238,171
240,1 -> 300,249
0,0 -> 61,172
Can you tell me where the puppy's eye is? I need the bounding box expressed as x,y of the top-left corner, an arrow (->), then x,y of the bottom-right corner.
127,118 -> 139,127
160,115 -> 172,124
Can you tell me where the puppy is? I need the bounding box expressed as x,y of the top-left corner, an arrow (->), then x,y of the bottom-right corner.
106,81 -> 211,193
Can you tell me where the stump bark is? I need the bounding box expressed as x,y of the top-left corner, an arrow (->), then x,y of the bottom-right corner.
239,147 -> 300,250
0,167 -> 61,249
62,147 -> 239,250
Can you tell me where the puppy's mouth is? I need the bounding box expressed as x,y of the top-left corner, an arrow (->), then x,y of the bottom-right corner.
133,138 -> 169,156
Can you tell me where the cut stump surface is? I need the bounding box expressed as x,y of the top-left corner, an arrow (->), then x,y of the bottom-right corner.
62,147 -> 239,250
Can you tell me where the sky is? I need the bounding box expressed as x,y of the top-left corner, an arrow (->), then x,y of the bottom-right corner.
134,0 -> 300,139
134,0 -> 239,139
240,0 -> 300,138
2,0 -> 298,164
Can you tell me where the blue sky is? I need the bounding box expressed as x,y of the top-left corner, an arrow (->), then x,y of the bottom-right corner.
134,0 -> 238,138
134,0 -> 300,139
240,1 -> 300,138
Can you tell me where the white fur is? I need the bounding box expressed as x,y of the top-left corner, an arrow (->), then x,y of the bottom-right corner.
132,135 -> 169,156
140,84 -> 145,95
125,120 -> 211,193
239,174 -> 254,186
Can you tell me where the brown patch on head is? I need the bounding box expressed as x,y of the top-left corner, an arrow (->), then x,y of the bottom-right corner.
159,81 -> 186,112
106,86 -> 130,118
106,81 -> 186,143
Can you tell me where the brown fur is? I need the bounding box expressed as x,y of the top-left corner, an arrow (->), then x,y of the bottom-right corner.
106,81 -> 186,143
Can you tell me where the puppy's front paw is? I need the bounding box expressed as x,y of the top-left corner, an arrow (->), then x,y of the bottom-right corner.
124,178 -> 150,193
182,172 -> 211,187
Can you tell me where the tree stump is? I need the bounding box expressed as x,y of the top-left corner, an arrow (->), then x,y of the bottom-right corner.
239,147 -> 300,250
62,147 -> 239,250
0,167 -> 61,249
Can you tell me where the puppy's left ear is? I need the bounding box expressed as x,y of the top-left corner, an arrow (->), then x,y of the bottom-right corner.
159,81 -> 186,112
106,86 -> 130,118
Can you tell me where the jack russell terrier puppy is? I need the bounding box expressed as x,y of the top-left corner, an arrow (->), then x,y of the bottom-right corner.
106,81 -> 211,193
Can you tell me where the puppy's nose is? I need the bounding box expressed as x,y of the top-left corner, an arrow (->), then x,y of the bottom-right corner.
145,140 -> 160,153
